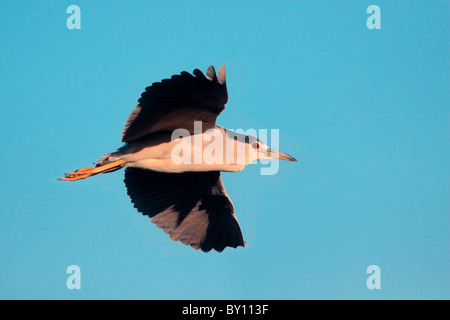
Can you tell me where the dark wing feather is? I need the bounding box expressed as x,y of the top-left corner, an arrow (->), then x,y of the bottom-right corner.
124,168 -> 245,252
122,65 -> 228,142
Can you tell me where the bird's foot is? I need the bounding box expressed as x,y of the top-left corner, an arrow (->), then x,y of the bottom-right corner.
58,159 -> 126,181
58,167 -> 95,181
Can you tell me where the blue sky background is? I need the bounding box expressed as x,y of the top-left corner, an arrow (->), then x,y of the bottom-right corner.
0,1 -> 448,299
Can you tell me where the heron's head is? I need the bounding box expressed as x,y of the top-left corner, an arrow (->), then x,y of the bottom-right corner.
224,129 -> 297,165
248,139 -> 297,163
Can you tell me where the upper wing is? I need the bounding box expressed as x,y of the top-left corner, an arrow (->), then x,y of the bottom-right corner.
124,168 -> 245,252
122,65 -> 227,142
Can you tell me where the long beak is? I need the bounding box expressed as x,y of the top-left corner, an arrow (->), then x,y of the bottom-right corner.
267,148 -> 298,162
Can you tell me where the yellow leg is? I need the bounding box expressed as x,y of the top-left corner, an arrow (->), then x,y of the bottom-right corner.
59,159 -> 126,181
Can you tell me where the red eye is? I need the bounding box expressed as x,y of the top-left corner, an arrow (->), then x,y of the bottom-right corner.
252,142 -> 260,149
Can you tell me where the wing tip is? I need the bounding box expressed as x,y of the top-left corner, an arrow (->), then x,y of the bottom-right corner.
217,64 -> 226,84
203,241 -> 246,253
206,65 -> 216,81
206,64 -> 226,85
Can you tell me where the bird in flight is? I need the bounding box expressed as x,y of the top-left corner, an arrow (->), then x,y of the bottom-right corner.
59,65 -> 297,252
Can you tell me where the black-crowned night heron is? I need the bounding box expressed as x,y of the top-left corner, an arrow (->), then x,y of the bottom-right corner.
60,65 -> 297,252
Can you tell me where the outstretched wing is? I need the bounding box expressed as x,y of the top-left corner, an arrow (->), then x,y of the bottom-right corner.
122,65 -> 227,142
124,168 -> 245,252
